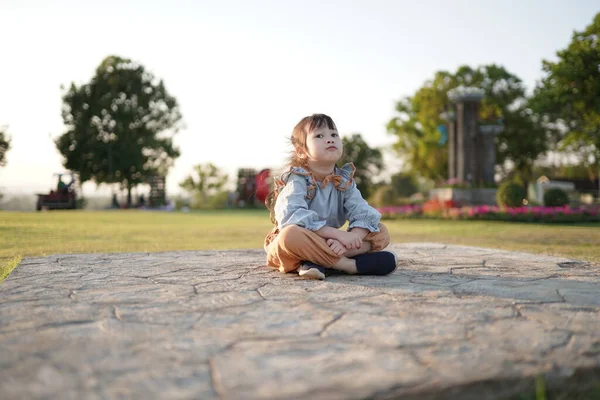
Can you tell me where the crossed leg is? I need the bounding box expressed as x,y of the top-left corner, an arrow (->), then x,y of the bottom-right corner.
265,223 -> 393,276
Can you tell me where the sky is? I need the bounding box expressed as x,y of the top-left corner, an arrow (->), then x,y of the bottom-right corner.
0,0 -> 598,198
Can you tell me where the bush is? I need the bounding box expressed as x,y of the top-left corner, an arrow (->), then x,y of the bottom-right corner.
390,172 -> 419,197
370,185 -> 397,208
76,197 -> 88,210
395,197 -> 420,206
544,188 -> 569,207
174,195 -> 191,210
496,182 -> 526,208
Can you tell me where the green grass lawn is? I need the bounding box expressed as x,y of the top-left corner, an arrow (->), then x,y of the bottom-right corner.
1,209 -> 599,281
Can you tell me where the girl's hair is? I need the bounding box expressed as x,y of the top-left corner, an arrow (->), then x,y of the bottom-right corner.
265,113 -> 338,225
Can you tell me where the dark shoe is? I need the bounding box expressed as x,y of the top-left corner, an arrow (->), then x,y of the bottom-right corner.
298,261 -> 329,280
352,251 -> 397,275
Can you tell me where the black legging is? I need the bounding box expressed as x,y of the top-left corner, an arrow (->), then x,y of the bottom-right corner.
303,251 -> 397,276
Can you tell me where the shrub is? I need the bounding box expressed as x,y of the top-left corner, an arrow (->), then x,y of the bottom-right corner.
496,182 -> 526,208
395,197 -> 419,206
76,197 -> 88,210
543,188 -> 569,207
390,173 -> 419,197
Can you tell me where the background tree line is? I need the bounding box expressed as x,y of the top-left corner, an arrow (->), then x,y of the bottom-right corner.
2,13 -> 594,210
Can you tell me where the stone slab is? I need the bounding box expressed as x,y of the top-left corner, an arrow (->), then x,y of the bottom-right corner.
1,244 -> 599,399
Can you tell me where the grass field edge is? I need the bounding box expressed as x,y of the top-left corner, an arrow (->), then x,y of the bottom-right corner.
0,256 -> 23,283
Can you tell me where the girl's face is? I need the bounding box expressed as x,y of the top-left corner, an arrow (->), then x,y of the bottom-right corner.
303,126 -> 343,164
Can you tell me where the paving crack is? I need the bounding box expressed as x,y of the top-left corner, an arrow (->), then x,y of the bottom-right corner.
192,275 -> 245,289
2,319 -> 98,335
199,298 -> 267,313
316,294 -> 384,310
513,300 -> 569,306
240,265 -> 270,278
542,330 -> 573,356
448,266 -> 481,275
118,275 -> 161,280
396,339 -> 467,350
40,319 -> 97,329
582,340 -> 600,357
557,261 -> 591,269
556,289 -> 567,303
191,313 -> 207,329
256,283 -> 269,300
146,268 -> 187,278
407,349 -> 428,368
319,313 -> 345,337
527,274 -> 562,282
8,272 -> 86,281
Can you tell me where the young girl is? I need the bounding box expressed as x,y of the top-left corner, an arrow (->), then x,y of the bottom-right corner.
264,113 -> 397,280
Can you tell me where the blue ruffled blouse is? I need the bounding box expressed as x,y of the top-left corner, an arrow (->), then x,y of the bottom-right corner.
273,163 -> 381,233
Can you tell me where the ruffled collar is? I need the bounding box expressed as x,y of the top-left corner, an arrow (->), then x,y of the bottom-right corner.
280,162 -> 356,191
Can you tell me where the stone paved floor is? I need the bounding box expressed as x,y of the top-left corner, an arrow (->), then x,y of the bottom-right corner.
1,243 -> 600,399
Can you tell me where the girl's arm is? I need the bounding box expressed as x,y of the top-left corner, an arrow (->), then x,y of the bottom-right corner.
313,226 -> 344,240
349,227 -> 369,239
343,181 -> 382,233
275,175 -> 326,231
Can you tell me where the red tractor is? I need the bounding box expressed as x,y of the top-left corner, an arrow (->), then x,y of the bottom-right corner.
36,172 -> 78,211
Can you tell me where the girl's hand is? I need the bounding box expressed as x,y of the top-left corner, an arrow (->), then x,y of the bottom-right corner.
326,239 -> 347,256
337,231 -> 363,250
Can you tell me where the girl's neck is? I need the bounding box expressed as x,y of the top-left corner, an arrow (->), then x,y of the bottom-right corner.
306,160 -> 336,181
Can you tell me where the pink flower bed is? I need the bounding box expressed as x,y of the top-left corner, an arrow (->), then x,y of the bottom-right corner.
378,204 -> 600,223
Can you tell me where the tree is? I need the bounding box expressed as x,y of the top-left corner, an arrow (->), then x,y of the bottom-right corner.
387,65 -> 548,187
55,55 -> 182,206
499,105 -> 548,188
0,126 -> 11,167
339,133 -> 383,198
179,163 -> 229,209
0,126 -> 11,202
530,13 -> 600,182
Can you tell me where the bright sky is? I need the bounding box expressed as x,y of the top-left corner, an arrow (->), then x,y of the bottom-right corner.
0,0 -> 598,197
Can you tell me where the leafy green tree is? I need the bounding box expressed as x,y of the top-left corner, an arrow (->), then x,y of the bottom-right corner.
0,126 -> 10,202
0,126 -> 11,167
55,55 -> 182,206
387,65 -> 548,187
339,133 -> 383,198
179,163 -> 229,209
530,13 -> 600,182
500,105 -> 548,188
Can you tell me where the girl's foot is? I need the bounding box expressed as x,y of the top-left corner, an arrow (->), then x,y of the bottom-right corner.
298,261 -> 330,280
351,251 -> 398,275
